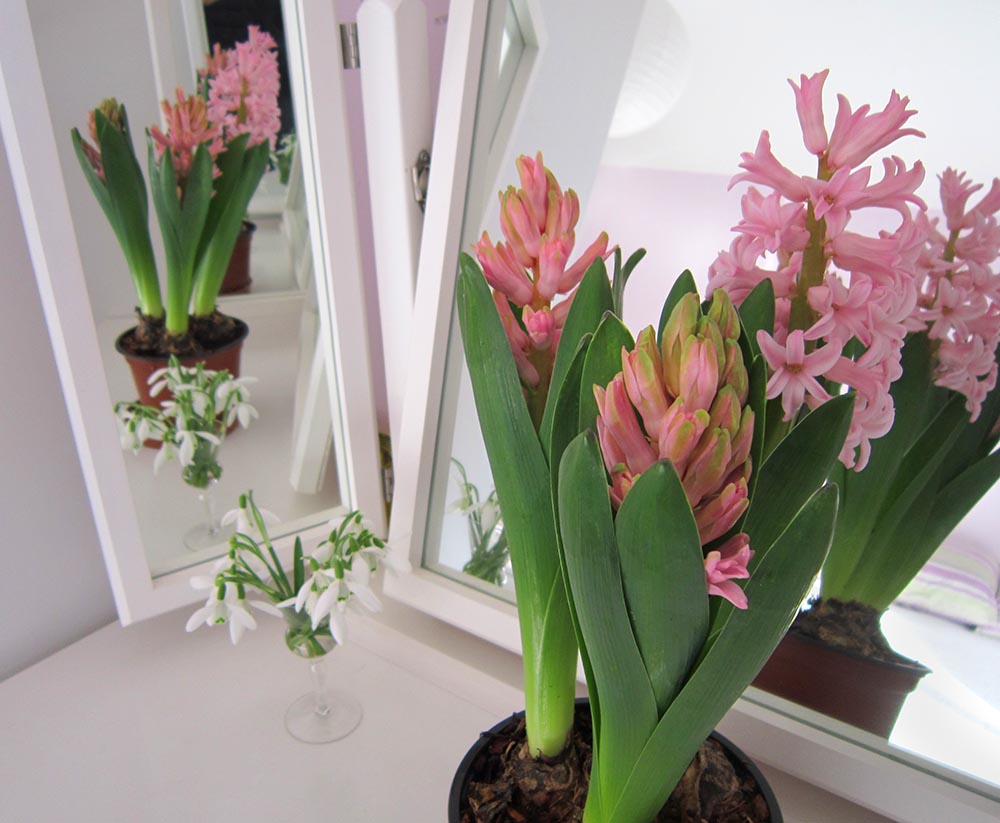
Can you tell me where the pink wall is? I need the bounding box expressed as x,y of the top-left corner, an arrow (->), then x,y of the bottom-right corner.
577,165 -> 743,333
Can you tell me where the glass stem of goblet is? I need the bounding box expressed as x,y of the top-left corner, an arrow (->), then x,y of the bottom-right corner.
309,656 -> 331,718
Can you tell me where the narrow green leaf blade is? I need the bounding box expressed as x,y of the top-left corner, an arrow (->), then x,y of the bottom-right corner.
558,431 -> 658,816
539,259 -> 613,449
578,313 -> 634,432
616,461 -> 708,714
610,484 -> 838,823
735,279 -> 775,361
657,270 -> 698,344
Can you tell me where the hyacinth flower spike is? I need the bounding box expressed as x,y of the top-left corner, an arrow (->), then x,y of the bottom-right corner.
556,277 -> 849,823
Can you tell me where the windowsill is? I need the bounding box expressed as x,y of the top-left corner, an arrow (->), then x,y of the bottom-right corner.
0,597 -> 895,822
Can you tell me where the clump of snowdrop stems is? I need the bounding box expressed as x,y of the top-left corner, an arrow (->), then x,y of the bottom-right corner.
114,356 -> 257,489
185,491 -> 388,655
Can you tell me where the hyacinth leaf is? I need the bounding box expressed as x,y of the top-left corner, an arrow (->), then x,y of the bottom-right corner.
557,431 -> 658,818
609,484 -> 838,823
737,393 -> 851,573
191,141 -> 270,316
735,278 -> 775,362
72,111 -> 162,318
197,132 -> 249,259
611,247 -> 647,317
744,355 -> 768,502
835,395 -> 982,608
616,460 -> 707,715
545,336 -> 599,727
457,254 -> 577,756
539,259 -> 614,453
822,334 -> 935,594
656,270 -> 698,344
578,313 -> 634,432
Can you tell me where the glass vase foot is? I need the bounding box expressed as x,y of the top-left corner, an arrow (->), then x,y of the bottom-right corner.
284,688 -> 362,743
182,520 -> 233,551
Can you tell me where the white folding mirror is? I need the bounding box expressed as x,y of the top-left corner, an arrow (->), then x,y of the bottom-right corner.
385,0 -> 1000,819
0,0 -> 385,623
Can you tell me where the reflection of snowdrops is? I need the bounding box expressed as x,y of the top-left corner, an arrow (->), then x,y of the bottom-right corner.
449,459 -> 509,587
186,492 -> 392,657
114,356 -> 256,489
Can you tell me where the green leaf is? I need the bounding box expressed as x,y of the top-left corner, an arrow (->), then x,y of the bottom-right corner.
558,431 -> 658,817
736,279 -> 775,361
191,141 -> 270,315
744,355 -> 768,503
578,313 -> 634,432
293,536 -> 304,593
822,334 -> 935,593
539,259 -> 613,450
609,484 -> 838,823
657,270 -> 698,344
611,247 -> 646,317
616,461 -> 707,714
456,254 -> 577,756
740,393 -> 852,563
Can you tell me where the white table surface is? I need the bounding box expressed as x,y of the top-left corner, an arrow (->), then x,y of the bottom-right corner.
0,605 -> 893,823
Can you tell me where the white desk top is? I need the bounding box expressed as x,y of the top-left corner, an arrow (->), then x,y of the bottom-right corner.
0,606 -> 892,822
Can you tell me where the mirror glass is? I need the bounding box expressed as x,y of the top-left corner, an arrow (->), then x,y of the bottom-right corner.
419,0 -> 1000,795
27,0 -> 346,577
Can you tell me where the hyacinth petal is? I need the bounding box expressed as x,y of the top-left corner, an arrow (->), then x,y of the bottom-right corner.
658,408 -> 710,479
475,232 -> 534,306
536,235 -> 569,301
703,533 -> 753,609
682,428 -> 732,508
559,231 -> 610,293
679,337 -> 720,413
694,479 -> 750,544
708,386 -> 741,437
788,69 -> 829,155
516,151 -> 549,228
661,294 -> 700,396
621,330 -> 670,439
730,131 -> 810,202
598,375 -> 658,474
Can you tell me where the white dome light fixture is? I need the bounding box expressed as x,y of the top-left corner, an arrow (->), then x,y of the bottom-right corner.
609,0 -> 692,140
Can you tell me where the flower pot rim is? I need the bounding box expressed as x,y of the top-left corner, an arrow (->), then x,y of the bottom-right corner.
448,697 -> 782,822
114,317 -> 250,364
785,624 -> 932,675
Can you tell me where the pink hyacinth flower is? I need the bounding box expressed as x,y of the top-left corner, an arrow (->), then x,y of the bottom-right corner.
150,88 -> 223,182
757,330 -> 842,421
207,26 -> 281,150
788,69 -> 829,156
704,533 -> 754,610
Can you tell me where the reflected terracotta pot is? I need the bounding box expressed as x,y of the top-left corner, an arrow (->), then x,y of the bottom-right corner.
449,698 -> 782,823
220,220 -> 256,295
752,629 -> 930,737
115,318 -> 249,408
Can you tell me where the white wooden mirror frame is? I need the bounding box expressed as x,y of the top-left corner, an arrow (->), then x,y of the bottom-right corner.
0,0 -> 385,624
383,2 -> 1000,821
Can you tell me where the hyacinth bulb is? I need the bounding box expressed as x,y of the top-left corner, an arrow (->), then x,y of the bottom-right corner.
595,291 -> 754,547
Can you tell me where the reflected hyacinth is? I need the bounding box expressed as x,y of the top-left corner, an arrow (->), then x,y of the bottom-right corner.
707,69 -> 927,470
594,291 -> 755,607
205,25 -> 282,150
910,169 -> 1000,420
475,153 -> 611,419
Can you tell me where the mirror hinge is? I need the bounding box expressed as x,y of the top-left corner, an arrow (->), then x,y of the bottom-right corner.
339,23 -> 360,69
411,149 -> 430,213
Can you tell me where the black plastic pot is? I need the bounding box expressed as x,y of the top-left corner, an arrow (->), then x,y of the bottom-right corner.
449,698 -> 782,822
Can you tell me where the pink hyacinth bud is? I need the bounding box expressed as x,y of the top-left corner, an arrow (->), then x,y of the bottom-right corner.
524,306 -> 557,350
704,533 -> 754,610
516,151 -> 549,228
695,476 -> 750,545
789,69 -> 830,156
679,337 -> 720,413
594,376 -> 658,476
661,293 -> 700,398
475,232 -> 535,307
621,328 -> 670,439
499,188 -> 542,266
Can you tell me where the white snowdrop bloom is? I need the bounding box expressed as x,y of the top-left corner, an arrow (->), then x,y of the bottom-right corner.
221,503 -> 280,538
176,425 -> 221,466
226,400 -> 259,429
184,585 -> 258,645
153,440 -> 179,474
214,376 -> 257,408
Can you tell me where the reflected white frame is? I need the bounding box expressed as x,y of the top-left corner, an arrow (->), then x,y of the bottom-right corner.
0,0 -> 385,624
382,1 -> 1000,820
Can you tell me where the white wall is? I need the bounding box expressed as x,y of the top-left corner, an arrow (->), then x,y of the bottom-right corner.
0,133 -> 114,683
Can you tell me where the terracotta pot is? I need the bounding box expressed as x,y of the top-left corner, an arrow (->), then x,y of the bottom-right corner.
219,220 -> 256,295
115,318 -> 250,408
752,628 -> 930,737
449,698 -> 782,823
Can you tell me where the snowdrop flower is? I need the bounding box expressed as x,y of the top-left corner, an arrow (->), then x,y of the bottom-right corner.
175,421 -> 221,467
221,496 -> 280,538
185,583 -> 258,645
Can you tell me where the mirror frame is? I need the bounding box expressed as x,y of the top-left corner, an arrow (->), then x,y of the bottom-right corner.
0,0 -> 386,624
383,2 -> 1000,820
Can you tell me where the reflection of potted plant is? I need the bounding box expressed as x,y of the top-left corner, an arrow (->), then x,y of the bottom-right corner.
71,26 -> 281,396
115,356 -> 257,549
706,70 -> 1000,735
185,492 -> 392,743
449,459 -> 509,587
451,153 -> 852,821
